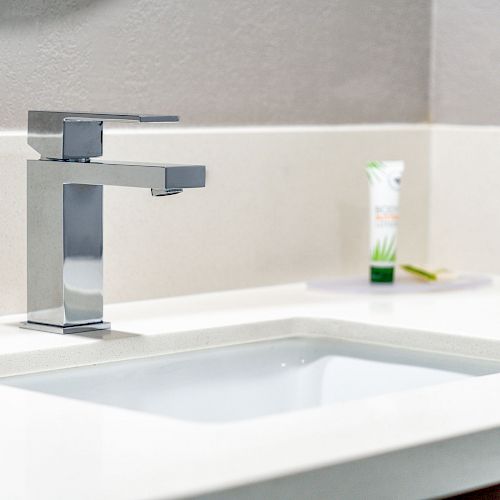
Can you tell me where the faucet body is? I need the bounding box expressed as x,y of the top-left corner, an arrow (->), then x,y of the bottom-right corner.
23,112 -> 205,334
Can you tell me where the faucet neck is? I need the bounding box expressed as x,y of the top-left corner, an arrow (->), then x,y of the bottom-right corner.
26,172 -> 107,333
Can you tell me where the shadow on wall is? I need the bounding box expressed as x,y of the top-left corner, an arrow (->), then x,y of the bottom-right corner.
0,0 -> 102,24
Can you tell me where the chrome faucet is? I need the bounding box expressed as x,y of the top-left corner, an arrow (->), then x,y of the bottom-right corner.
21,111 -> 206,334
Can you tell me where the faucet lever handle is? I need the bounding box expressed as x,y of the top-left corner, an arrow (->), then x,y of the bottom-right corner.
28,111 -> 179,161
63,113 -> 179,123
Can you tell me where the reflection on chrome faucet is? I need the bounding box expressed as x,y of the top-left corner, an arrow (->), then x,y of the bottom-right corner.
22,111 -> 206,334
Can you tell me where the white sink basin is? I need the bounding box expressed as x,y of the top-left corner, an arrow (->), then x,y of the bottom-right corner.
3,336 -> 499,423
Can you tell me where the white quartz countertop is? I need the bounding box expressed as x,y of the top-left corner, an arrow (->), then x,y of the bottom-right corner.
2,277 -> 500,499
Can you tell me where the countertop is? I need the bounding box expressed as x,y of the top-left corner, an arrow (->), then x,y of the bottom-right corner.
2,277 -> 500,499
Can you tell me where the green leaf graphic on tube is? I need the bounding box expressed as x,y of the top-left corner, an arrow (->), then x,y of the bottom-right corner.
371,236 -> 396,262
366,161 -> 383,184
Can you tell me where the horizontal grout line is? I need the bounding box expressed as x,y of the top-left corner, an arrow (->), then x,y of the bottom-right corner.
0,123 -> 431,138
430,124 -> 500,133
107,124 -> 433,135
1,123 -> 499,139
0,130 -> 27,137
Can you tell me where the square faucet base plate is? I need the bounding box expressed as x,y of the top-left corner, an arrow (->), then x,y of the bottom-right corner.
20,321 -> 111,335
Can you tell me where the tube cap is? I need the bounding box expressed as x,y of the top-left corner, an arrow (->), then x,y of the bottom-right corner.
370,266 -> 394,283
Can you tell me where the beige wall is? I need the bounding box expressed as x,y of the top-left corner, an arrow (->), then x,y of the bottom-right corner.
0,0 -> 431,130
431,0 -> 500,125
4,0 -> 500,129
1,1 -> 499,317
426,2 -> 500,270
0,126 -> 429,314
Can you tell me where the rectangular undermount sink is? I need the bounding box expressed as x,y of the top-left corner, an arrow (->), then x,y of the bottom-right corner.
3,336 -> 500,423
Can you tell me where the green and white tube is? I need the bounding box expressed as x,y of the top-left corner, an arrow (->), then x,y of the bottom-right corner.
366,160 -> 405,283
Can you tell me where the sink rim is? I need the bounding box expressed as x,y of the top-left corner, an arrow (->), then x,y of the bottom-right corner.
2,316 -> 500,380
2,324 -> 500,425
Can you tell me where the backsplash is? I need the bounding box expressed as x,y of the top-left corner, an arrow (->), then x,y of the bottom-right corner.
0,125 -> 429,314
429,125 -> 500,272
